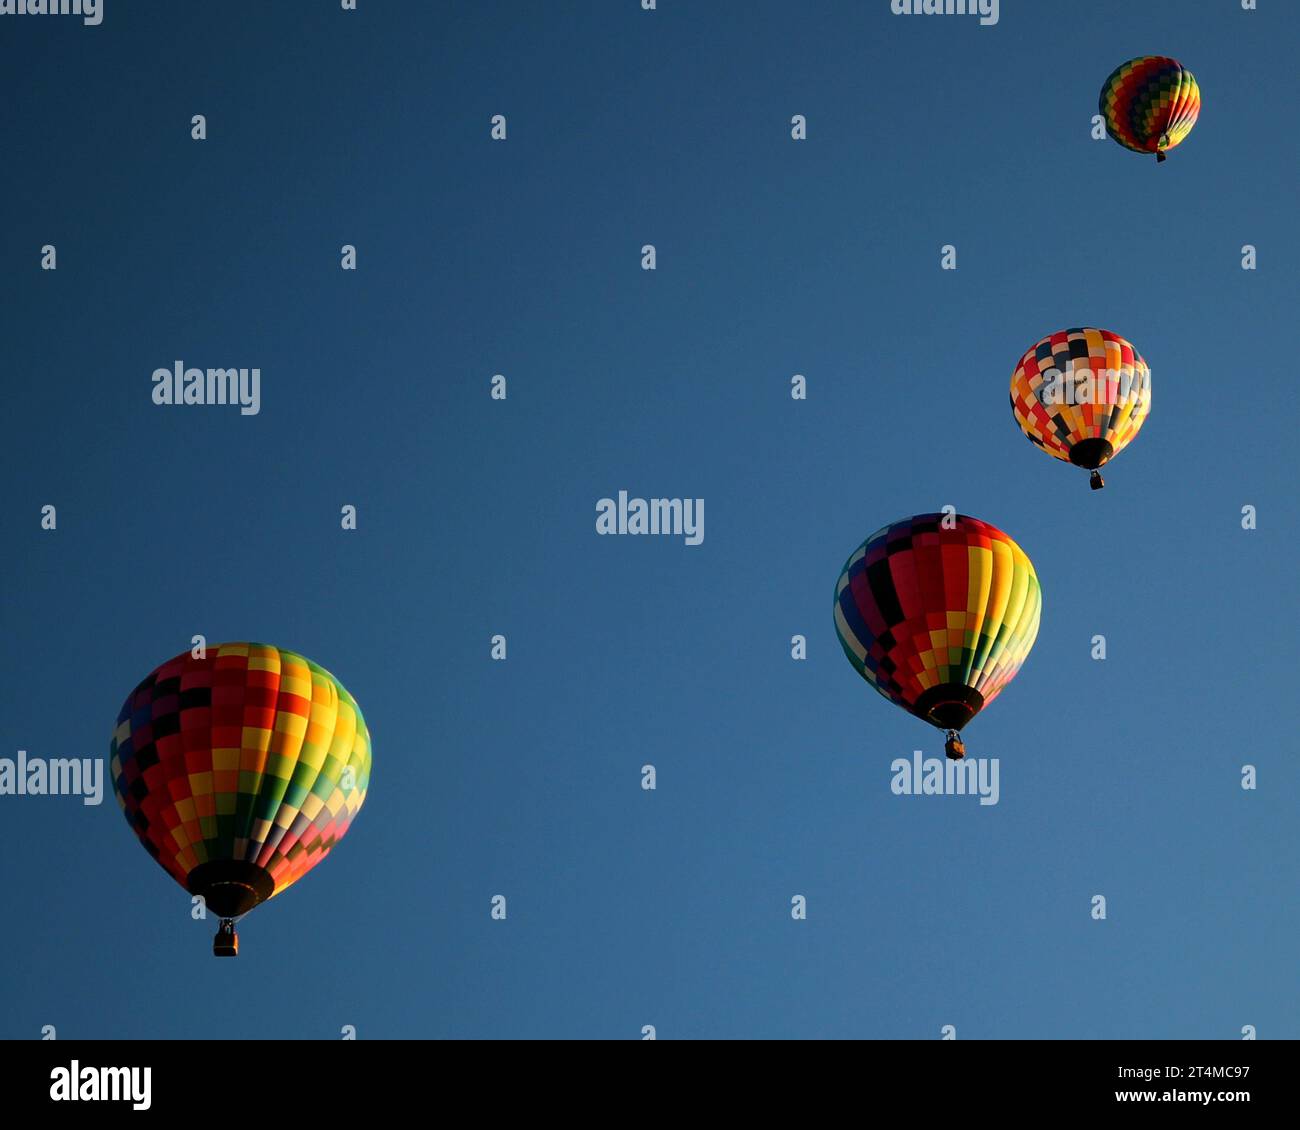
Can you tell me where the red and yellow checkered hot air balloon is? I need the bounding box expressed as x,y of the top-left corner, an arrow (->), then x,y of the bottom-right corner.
110,643 -> 371,956
1009,327 -> 1152,490
1099,56 -> 1200,163
834,515 -> 1042,761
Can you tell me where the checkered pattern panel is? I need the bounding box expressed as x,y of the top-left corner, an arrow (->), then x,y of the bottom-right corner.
1099,56 -> 1200,156
834,514 -> 1041,727
109,643 -> 371,900
1009,327 -> 1151,466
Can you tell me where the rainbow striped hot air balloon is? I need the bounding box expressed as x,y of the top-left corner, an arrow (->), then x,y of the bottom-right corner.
1099,56 -> 1200,162
834,514 -> 1041,761
110,643 -> 371,955
1009,327 -> 1151,490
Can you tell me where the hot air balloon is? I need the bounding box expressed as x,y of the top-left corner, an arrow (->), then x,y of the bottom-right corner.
1009,327 -> 1151,490
834,514 -> 1041,760
110,643 -> 371,956
1099,56 -> 1200,162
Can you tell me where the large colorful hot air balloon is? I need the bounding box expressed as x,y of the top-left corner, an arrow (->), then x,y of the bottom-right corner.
1099,56 -> 1200,162
1009,327 -> 1151,490
110,643 -> 371,956
834,514 -> 1041,760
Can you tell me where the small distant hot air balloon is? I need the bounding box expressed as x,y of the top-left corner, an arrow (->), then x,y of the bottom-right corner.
1009,327 -> 1151,490
110,643 -> 371,956
834,514 -> 1041,761
1099,56 -> 1200,162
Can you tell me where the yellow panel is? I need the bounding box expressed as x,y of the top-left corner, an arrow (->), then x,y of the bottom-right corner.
274,712 -> 308,738
212,748 -> 239,771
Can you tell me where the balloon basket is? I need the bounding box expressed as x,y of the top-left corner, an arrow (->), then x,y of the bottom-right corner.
214,919 -> 239,957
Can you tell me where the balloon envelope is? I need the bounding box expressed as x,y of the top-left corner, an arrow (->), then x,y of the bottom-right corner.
110,643 -> 371,918
1099,56 -> 1200,160
834,515 -> 1041,732
1009,327 -> 1151,474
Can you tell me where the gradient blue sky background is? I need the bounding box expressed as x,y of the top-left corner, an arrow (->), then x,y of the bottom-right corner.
2,1 -> 1296,1039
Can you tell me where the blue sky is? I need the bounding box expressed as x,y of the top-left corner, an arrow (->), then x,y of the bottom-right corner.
2,0 -> 1296,1039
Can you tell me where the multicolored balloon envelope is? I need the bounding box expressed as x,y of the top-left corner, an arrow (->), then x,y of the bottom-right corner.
834,514 -> 1041,758
1009,327 -> 1151,489
1099,56 -> 1200,162
110,642 -> 371,955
